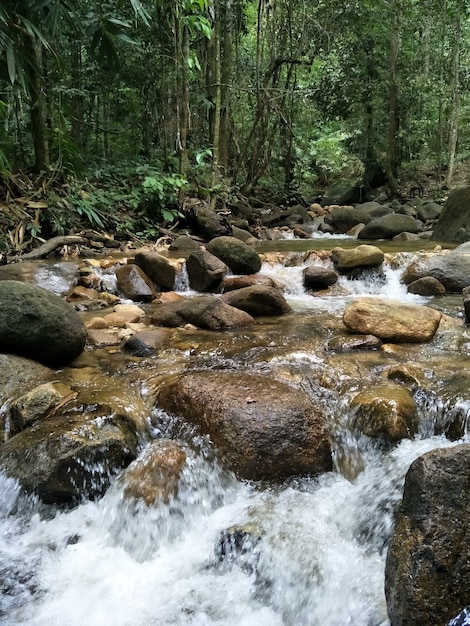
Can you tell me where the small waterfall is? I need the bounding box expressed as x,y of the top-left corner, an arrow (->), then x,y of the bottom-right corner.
174,262 -> 190,292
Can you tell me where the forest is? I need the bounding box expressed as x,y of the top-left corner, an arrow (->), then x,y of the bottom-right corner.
0,0 -> 468,251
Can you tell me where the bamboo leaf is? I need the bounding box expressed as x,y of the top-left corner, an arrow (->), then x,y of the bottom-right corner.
6,45 -> 16,84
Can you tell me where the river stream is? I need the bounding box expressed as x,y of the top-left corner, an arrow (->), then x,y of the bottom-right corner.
1,241 -> 468,626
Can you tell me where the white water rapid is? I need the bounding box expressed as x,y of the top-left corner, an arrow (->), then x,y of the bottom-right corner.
0,250 -> 466,626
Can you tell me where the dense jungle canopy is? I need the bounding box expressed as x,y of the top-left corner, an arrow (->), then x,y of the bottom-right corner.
0,0 -> 469,249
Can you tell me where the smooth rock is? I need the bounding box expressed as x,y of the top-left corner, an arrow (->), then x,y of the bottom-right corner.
186,248 -> 228,292
330,245 -> 384,271
150,296 -> 255,329
115,264 -> 158,302
134,251 -> 178,290
206,236 -> 262,275
221,285 -> 291,316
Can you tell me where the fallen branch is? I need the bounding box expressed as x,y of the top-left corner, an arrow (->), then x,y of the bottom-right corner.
9,235 -> 88,261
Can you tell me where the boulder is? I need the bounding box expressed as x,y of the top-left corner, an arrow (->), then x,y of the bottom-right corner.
0,406 -> 138,504
168,235 -> 201,253
232,226 -> 257,243
118,439 -> 187,505
121,329 -> 169,357
150,295 -> 255,330
115,264 -> 158,302
324,207 -> 372,234
9,382 -> 76,435
155,371 -> 332,481
432,187 -> 470,242
385,444 -> 470,626
343,297 -> 442,343
358,214 -> 421,240
350,382 -> 418,443
221,285 -> 291,316
330,245 -> 384,271
407,276 -> 446,297
0,280 -> 87,367
221,274 -> 278,292
186,248 -> 228,292
184,199 -> 232,240
303,265 -> 338,290
206,236 -> 262,275
402,251 -> 470,293
417,202 -> 442,223
134,251 -> 178,290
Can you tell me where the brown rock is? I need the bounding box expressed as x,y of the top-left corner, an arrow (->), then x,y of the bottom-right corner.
151,295 -> 255,329
9,382 -> 76,434
119,440 -> 187,505
155,371 -> 332,481
221,274 -> 278,292
134,251 -> 179,290
407,276 -> 446,296
330,245 -> 384,271
115,264 -> 158,302
186,248 -> 227,292
221,285 -> 291,316
350,382 -> 419,443
343,297 -> 442,343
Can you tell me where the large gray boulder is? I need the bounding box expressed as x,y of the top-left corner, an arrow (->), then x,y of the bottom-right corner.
385,444 -> 470,626
432,187 -> 470,243
358,214 -> 421,240
0,281 -> 86,367
324,207 -> 371,234
402,250 -> 470,292
155,371 -> 332,481
206,236 -> 262,275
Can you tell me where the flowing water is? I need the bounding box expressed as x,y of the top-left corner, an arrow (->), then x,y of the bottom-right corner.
0,244 -> 469,626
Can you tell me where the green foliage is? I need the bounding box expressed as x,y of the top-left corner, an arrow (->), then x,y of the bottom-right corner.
141,171 -> 187,224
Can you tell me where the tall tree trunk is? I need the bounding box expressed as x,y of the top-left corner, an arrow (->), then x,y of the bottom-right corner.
445,9 -> 461,189
70,41 -> 82,150
210,1 -> 221,206
179,24 -> 190,176
25,39 -> 50,173
219,0 -> 233,173
385,0 -> 401,197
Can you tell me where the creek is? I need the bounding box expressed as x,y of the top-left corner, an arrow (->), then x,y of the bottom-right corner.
1,238 -> 469,626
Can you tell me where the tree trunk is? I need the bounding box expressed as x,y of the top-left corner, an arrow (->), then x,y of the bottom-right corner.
385,0 -> 401,197
179,24 -> 190,176
445,10 -> 461,189
219,0 -> 233,173
25,39 -> 50,173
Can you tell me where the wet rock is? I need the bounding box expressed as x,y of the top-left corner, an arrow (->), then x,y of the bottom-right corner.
358,214 -> 421,240
350,382 -> 418,443
385,444 -> 470,626
330,245 -> 384,271
327,334 -> 382,352
66,286 -> 100,302
0,406 -> 138,504
232,226 -> 257,243
343,297 -> 442,343
87,329 -> 122,346
155,371 -> 332,481
115,264 -> 158,302
432,187 -> 470,243
303,266 -> 338,290
385,364 -> 430,388
221,285 -> 291,316
9,382 -> 76,435
118,440 -> 187,505
221,274 -> 278,292
186,248 -> 228,292
392,232 -> 422,242
448,607 -> 470,626
215,523 -> 262,574
121,329 -> 169,356
407,276 -> 446,296
402,250 -> 470,292
206,236 -> 262,275
463,286 -> 470,323
0,354 -> 52,408
324,207 -> 372,234
293,226 -> 311,239
134,251 -> 178,291
102,303 -> 146,328
0,280 -> 87,367
150,295 -> 255,330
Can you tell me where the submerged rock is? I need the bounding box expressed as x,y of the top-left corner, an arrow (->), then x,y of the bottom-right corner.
0,280 -> 87,367
343,297 -> 442,343
385,444 -> 470,626
155,371 -> 332,481
9,382 -> 76,435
